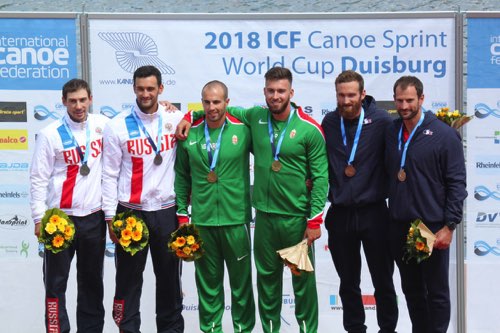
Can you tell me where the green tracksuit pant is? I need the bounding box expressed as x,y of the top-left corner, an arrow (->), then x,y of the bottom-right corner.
254,211 -> 319,333
195,224 -> 255,333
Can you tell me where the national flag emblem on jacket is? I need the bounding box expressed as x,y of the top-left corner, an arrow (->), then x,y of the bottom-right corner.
290,129 -> 296,139
232,135 -> 238,145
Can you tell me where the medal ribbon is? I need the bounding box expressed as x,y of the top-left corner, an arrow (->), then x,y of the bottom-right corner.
398,110 -> 425,170
340,107 -> 365,166
132,106 -> 163,157
268,108 -> 295,162
62,115 -> 90,167
204,119 -> 226,172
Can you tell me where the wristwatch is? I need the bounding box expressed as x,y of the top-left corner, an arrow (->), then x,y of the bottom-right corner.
446,221 -> 457,231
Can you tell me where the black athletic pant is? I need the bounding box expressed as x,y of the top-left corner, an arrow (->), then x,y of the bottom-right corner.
112,205 -> 184,333
43,210 -> 106,333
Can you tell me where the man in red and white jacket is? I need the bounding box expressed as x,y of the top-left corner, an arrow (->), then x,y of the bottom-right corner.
102,65 -> 184,333
30,79 -> 108,333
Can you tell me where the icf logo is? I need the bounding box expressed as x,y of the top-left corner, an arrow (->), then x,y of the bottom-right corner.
474,240 -> 500,257
34,105 -> 61,121
474,185 -> 500,201
474,103 -> 500,119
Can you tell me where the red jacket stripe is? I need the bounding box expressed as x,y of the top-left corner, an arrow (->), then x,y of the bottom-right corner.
60,165 -> 79,208
129,157 -> 143,204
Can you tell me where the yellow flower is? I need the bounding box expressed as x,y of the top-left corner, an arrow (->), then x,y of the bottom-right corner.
64,226 -> 74,240
183,246 -> 192,255
121,229 -> 132,240
170,242 -> 178,250
131,230 -> 142,242
57,221 -> 66,232
52,235 -> 65,248
45,222 -> 57,235
125,224 -> 133,231
175,237 -> 186,247
113,220 -> 123,228
49,215 -> 60,224
186,235 -> 195,245
119,237 -> 131,247
135,222 -> 143,233
126,217 -> 137,228
59,218 -> 68,226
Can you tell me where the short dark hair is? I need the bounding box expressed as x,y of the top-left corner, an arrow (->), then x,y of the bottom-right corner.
133,65 -> 162,86
264,67 -> 292,85
393,76 -> 424,98
62,79 -> 91,99
335,70 -> 364,93
202,80 -> 229,100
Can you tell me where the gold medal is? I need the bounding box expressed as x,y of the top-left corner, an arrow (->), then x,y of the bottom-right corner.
207,171 -> 218,183
397,169 -> 406,182
271,160 -> 282,172
344,165 -> 356,177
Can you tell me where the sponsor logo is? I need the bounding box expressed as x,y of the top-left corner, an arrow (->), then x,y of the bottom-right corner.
0,130 -> 28,150
0,161 -> 29,172
474,103 -> 500,119
474,240 -> 500,256
237,254 -> 249,261
105,242 -> 115,258
100,105 -> 120,119
98,32 -> 176,86
0,185 -> 29,204
476,161 -> 500,169
432,101 -> 448,108
0,214 -> 29,229
302,105 -> 313,114
329,294 -> 377,310
320,102 -> 335,116
0,102 -> 27,122
258,118 -> 268,124
363,118 -> 372,124
422,129 -> 433,136
474,130 -> 500,145
475,212 -> 500,227
474,185 -> 500,201
189,140 -> 197,146
34,104 -> 62,121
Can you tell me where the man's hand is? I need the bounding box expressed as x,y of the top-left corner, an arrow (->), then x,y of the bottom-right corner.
107,221 -> 119,244
304,227 -> 321,246
159,100 -> 179,112
175,119 -> 192,140
433,226 -> 454,250
34,223 -> 41,238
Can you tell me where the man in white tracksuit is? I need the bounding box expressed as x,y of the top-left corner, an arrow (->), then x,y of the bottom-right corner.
30,78 -> 108,333
102,65 -> 184,333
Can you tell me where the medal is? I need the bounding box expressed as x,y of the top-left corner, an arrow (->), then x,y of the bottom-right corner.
398,168 -> 406,182
80,163 -> 90,176
344,164 -> 356,177
207,171 -> 218,183
153,154 -> 163,165
271,160 -> 282,172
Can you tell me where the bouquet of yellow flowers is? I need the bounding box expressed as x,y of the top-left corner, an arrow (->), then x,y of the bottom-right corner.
38,208 -> 75,254
168,224 -> 204,261
111,211 -> 149,256
435,107 -> 473,129
403,219 -> 436,264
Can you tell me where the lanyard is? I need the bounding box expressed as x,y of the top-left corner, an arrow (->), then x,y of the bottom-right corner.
131,107 -> 163,156
204,119 -> 226,172
340,108 -> 365,166
398,111 -> 425,169
62,115 -> 90,166
268,108 -> 295,161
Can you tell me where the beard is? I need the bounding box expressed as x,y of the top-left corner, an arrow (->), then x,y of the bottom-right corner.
338,98 -> 363,120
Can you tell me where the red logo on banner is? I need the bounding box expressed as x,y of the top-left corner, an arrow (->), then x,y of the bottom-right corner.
362,295 -> 376,305
113,299 -> 125,326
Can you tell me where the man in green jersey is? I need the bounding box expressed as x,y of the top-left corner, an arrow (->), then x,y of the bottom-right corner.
174,80 -> 255,333
178,67 -> 328,333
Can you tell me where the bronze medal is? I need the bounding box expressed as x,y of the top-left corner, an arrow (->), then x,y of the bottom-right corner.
153,154 -> 163,166
207,171 -> 218,183
80,163 -> 90,176
397,169 -> 407,182
271,160 -> 282,172
344,165 -> 356,177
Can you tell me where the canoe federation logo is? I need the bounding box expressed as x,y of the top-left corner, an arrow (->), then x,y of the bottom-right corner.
98,32 -> 175,75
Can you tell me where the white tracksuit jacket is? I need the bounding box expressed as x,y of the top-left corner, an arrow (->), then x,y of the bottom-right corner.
30,113 -> 109,223
102,103 -> 183,218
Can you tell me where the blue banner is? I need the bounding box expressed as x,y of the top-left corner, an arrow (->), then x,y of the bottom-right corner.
468,18 -> 500,88
0,18 -> 77,90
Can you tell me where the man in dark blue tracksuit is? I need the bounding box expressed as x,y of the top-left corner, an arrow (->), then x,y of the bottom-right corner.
386,76 -> 467,333
322,70 -> 398,333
